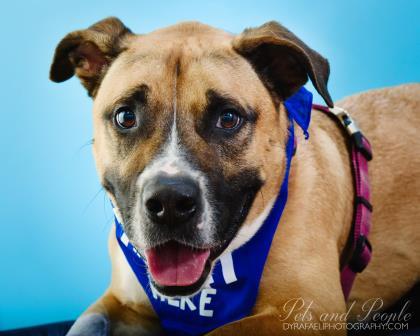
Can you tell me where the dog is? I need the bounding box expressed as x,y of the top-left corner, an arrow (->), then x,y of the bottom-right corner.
50,17 -> 420,335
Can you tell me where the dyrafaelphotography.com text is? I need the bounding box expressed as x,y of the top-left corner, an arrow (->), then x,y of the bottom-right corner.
278,297 -> 412,332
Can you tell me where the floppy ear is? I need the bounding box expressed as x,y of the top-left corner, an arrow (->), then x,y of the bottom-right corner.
233,21 -> 333,107
49,17 -> 133,97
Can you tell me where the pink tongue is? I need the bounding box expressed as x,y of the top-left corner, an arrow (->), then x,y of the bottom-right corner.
145,241 -> 210,287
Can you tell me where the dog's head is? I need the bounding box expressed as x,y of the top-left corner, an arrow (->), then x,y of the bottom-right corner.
50,17 -> 331,296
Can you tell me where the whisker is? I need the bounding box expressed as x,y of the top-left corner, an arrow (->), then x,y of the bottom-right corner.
82,186 -> 104,214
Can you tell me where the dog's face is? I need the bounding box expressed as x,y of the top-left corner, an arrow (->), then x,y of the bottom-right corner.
50,18 -> 331,296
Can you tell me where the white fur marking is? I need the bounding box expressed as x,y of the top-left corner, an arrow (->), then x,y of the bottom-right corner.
225,197 -> 276,253
160,161 -> 180,175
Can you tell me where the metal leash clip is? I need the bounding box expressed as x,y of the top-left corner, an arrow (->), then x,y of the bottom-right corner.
328,106 -> 360,137
329,106 -> 372,161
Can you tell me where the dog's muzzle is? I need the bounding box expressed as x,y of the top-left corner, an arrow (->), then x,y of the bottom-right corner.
139,173 -> 211,288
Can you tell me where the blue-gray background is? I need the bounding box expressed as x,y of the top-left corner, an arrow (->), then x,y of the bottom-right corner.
0,0 -> 418,330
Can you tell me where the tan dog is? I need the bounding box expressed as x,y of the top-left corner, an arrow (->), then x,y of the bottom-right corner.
50,17 -> 420,335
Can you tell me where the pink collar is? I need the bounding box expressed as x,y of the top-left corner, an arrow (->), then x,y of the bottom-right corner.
313,104 -> 373,300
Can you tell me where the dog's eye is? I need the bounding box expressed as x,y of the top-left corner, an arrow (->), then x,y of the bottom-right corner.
216,109 -> 242,130
115,107 -> 137,129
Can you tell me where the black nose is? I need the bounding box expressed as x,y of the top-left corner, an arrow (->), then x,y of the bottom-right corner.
142,174 -> 201,226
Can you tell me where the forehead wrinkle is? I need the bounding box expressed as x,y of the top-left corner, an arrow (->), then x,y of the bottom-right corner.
110,83 -> 149,107
176,56 -> 256,113
96,54 -> 175,114
204,89 -> 258,121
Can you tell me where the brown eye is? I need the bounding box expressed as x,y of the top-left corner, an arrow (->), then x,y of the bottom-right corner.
216,109 -> 242,130
115,107 -> 137,129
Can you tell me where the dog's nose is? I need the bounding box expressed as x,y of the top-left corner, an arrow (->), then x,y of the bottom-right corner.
142,175 -> 201,226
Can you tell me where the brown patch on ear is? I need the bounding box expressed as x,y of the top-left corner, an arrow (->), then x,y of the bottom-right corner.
49,17 -> 133,97
232,21 -> 333,107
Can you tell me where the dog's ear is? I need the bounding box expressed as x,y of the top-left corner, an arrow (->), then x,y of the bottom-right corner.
50,17 -> 133,97
233,21 -> 333,107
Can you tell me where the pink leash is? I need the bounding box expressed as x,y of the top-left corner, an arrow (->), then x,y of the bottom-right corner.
313,104 -> 373,300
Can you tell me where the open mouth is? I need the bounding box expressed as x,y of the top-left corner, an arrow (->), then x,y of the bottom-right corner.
143,190 -> 258,296
145,241 -> 211,291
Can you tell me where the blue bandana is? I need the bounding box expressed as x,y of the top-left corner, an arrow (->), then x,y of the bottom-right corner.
114,87 -> 313,336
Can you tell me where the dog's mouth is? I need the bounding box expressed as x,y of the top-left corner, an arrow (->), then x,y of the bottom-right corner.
142,189 -> 259,296
145,241 -> 211,290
